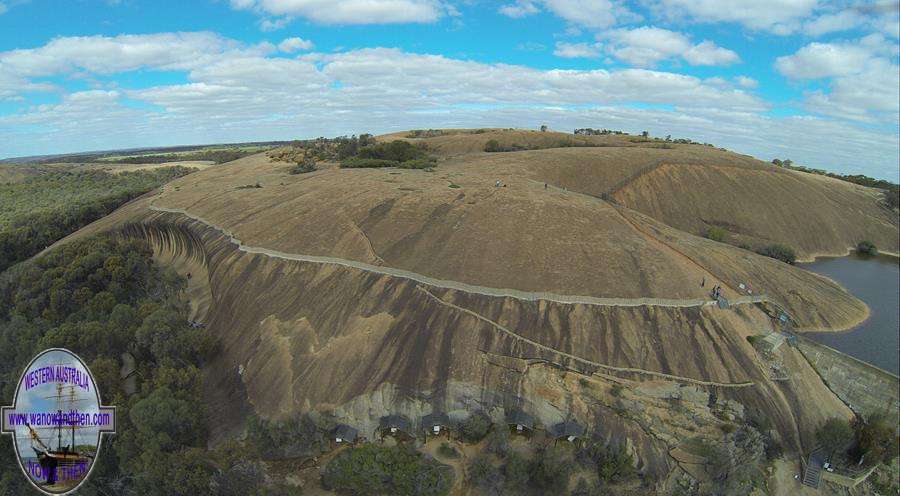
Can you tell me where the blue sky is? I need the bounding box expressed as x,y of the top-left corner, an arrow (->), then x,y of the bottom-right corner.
0,1 -> 898,180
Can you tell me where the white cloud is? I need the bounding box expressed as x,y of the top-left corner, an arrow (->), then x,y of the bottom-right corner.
1,33 -> 897,182
776,35 -> 899,122
601,26 -> 739,67
553,41 -> 602,58
735,76 -> 759,88
774,35 -> 894,79
231,0 -> 446,25
260,17 -> 293,31
0,3 -> 8,15
0,32 -> 266,77
278,37 -> 314,52
499,0 -> 539,18
499,0 -> 637,29
648,0 -> 819,34
802,9 -> 867,36
683,40 -> 741,66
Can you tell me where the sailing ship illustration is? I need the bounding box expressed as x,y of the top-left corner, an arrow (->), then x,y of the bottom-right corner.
24,381 -> 94,488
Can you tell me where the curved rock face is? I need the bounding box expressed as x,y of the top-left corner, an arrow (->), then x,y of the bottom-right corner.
112,209 -> 850,479
50,130 -> 891,483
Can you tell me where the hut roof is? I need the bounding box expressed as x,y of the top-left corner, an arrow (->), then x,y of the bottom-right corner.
505,409 -> 535,429
333,424 -> 358,442
548,420 -> 585,439
379,414 -> 412,433
421,413 -> 450,428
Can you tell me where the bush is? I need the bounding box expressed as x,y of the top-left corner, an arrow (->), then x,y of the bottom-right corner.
468,454 -> 501,491
582,443 -> 636,484
720,423 -> 737,434
852,414 -> 899,465
437,443 -> 459,459
290,158 -> 316,174
322,444 -> 453,496
341,158 -> 400,169
531,446 -> 574,490
856,240 -> 878,256
246,413 -> 328,460
485,423 -> 509,456
502,452 -> 531,492
457,412 -> 491,443
756,244 -> 797,264
705,226 -> 728,242
816,417 -> 854,459
484,139 -> 502,152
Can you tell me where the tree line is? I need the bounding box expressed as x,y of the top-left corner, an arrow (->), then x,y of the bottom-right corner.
0,167 -> 193,273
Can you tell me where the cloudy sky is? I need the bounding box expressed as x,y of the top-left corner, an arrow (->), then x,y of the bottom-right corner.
0,1 -> 898,180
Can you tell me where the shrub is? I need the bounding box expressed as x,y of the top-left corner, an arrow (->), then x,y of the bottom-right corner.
610,384 -> 624,397
531,446 -> 574,490
816,417 -> 854,459
884,187 -> 899,210
582,443 -> 636,484
856,240 -> 878,256
322,444 -> 453,496
756,244 -> 796,264
246,412 -> 328,459
341,158 -> 400,169
468,454 -> 501,491
290,158 -> 316,174
502,452 -> 531,492
720,423 -> 737,434
705,227 -> 728,242
485,423 -> 509,456
457,412 -> 491,443
484,139 -> 502,152
437,443 -> 459,459
852,414 -> 899,465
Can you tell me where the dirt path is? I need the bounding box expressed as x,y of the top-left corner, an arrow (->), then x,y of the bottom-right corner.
147,202 -> 766,310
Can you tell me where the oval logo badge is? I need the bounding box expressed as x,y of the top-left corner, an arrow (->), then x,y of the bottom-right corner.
2,348 -> 116,495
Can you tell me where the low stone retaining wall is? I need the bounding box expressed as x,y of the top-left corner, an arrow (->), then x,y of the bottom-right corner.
796,336 -> 899,427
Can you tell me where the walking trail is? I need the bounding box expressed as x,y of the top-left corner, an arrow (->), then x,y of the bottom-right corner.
147,202 -> 766,310
147,198 -> 760,388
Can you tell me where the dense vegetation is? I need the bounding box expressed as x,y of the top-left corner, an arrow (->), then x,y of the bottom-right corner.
322,444 -> 453,496
0,167 -> 192,273
0,236 -> 203,495
856,240 -> 878,256
0,235 -> 301,495
101,148 -> 258,165
816,415 -> 898,470
12,142 -> 290,165
755,244 -> 797,265
342,140 -> 435,169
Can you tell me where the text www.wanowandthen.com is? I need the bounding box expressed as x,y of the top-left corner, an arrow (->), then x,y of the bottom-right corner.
7,410 -> 112,428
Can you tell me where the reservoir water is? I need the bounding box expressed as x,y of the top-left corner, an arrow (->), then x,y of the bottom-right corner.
801,253 -> 900,375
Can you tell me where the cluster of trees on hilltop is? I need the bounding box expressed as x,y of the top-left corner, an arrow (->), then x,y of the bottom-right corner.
108,148 -> 257,165
0,167 -> 194,273
574,128 -> 627,135
772,158 -> 899,209
274,134 -> 437,172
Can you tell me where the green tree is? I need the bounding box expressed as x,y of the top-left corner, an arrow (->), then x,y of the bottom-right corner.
856,240 -> 878,256
816,418 -> 854,459
756,244 -> 797,264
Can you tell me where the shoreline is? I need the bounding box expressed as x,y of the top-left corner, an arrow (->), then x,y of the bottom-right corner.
797,247 -> 900,264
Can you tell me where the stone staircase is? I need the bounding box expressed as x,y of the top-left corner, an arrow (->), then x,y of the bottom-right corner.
802,450 -> 824,489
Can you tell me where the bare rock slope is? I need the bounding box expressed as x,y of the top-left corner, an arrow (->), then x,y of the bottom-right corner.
57,129 -> 895,483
